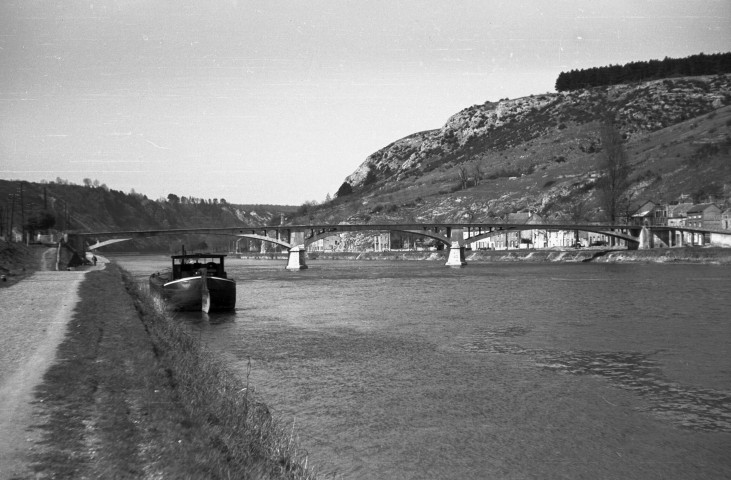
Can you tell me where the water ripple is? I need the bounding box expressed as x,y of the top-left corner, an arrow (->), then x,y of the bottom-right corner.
457,326 -> 731,433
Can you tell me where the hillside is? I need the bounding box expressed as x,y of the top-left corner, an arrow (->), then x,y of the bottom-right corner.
0,181 -> 296,251
302,74 -> 731,224
3,74 -> 730,240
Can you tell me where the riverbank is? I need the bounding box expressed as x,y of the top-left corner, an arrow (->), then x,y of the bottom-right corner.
469,246 -> 731,264
1,243 -> 317,479
239,246 -> 731,264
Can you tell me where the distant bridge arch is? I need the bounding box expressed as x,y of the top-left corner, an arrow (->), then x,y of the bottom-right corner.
235,233 -> 293,250
304,226 -> 453,248
460,225 -> 640,247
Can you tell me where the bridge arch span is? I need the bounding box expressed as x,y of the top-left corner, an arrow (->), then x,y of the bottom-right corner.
303,227 -> 453,249
88,238 -> 133,250
462,226 -> 640,247
235,233 -> 293,250
392,229 -> 452,247
303,229 -> 344,248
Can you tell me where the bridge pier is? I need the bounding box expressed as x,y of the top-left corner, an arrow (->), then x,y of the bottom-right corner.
638,227 -> 652,249
286,245 -> 308,270
445,228 -> 467,267
445,244 -> 467,266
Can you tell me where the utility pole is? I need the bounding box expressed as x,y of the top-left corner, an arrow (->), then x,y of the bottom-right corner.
9,194 -> 16,242
60,200 -> 66,230
19,182 -> 25,243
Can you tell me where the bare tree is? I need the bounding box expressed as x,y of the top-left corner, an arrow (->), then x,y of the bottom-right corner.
458,165 -> 469,190
472,162 -> 483,186
568,197 -> 589,224
597,118 -> 631,223
567,197 -> 590,246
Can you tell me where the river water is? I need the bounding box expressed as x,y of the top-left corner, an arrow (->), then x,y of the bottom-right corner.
115,255 -> 731,479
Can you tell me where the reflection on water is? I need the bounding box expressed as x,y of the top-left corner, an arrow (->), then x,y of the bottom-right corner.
457,326 -> 731,432
114,256 -> 731,479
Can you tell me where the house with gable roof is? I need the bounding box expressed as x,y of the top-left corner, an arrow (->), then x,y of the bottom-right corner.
666,201 -> 694,227
630,200 -> 669,226
686,203 -> 722,230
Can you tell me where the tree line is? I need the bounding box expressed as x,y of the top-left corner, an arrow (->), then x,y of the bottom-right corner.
555,52 -> 731,92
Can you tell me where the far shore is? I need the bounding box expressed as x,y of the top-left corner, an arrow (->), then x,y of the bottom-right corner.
235,246 -> 731,265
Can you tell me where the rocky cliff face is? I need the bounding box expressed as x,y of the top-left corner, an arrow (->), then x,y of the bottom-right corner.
345,75 -> 730,190
325,74 -> 730,225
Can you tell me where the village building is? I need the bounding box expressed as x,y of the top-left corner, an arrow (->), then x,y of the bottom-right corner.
722,208 -> 731,230
686,203 -> 722,230
630,200 -> 669,226
373,232 -> 390,252
666,202 -> 695,227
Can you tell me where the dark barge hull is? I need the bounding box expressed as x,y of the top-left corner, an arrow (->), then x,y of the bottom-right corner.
149,275 -> 236,312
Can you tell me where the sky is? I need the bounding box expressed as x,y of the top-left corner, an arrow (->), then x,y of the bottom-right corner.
1,1 -> 730,206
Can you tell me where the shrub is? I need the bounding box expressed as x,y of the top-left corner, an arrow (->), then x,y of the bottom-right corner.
336,182 -> 353,197
363,167 -> 378,186
370,205 -> 384,214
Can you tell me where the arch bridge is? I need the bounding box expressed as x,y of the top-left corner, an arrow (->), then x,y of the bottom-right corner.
70,222 -> 727,269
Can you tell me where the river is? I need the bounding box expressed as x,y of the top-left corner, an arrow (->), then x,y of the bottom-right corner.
115,255 -> 731,479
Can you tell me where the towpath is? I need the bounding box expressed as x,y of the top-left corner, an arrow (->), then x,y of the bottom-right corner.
0,248 -> 105,479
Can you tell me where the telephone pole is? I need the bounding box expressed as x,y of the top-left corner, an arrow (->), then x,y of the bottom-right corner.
9,194 -> 16,242
19,182 -> 25,243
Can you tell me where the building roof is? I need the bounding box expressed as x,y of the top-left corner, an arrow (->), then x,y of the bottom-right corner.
667,203 -> 695,217
632,200 -> 656,217
687,203 -> 721,214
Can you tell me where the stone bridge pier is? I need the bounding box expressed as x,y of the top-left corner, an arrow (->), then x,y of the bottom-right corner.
445,228 -> 467,267
284,230 -> 307,270
286,245 -> 308,270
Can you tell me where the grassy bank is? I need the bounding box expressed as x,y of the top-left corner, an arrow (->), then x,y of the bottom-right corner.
29,263 -> 317,479
0,240 -> 45,287
125,269 -> 318,479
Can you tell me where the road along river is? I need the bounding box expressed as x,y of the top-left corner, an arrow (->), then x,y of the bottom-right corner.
0,249 -> 95,479
117,255 -> 731,479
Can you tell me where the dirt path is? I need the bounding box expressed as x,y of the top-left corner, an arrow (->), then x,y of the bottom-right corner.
0,248 -> 105,479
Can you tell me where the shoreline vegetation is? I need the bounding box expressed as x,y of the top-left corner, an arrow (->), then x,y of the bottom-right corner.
22,256 -> 318,479
121,268 -> 318,479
